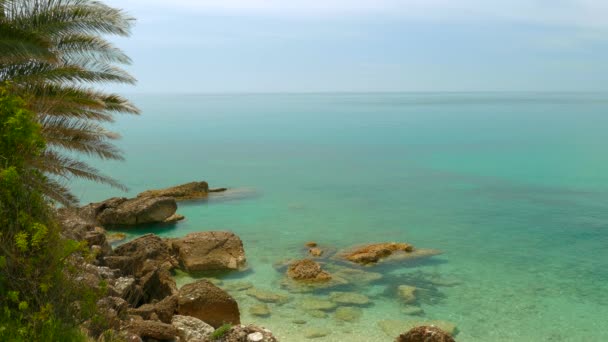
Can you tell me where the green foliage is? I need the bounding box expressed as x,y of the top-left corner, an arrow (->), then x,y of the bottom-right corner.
211,323 -> 233,340
0,88 -> 90,341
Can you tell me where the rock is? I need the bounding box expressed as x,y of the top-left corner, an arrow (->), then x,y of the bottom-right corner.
93,297 -> 128,334
396,326 -> 456,342
246,288 -> 289,304
84,226 -> 112,256
209,187 -> 227,193
334,307 -> 362,322
105,234 -> 176,277
137,181 -> 209,201
300,298 -> 337,311
129,295 -> 177,324
96,196 -> 178,226
169,231 -> 246,272
249,304 -> 271,317
292,319 -> 307,325
378,320 -> 457,338
286,259 -> 331,282
56,207 -> 97,241
326,264 -> 383,284
340,242 -> 414,265
329,291 -> 370,305
304,328 -> 330,339
163,213 -> 185,223
177,279 -> 240,328
138,267 -> 178,304
221,324 -> 278,342
107,232 -> 127,244
401,306 -> 424,316
308,247 -> 323,257
398,285 -> 417,304
306,310 -> 328,318
127,320 -> 178,340
111,277 -> 142,305
171,315 -> 214,341
305,242 -> 318,248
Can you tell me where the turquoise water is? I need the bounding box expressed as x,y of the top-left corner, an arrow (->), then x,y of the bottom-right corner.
73,93 -> 608,341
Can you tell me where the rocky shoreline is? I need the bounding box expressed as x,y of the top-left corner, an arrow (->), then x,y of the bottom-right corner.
59,181 -> 456,342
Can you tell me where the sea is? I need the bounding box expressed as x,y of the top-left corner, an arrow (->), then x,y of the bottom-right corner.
72,93 -> 608,341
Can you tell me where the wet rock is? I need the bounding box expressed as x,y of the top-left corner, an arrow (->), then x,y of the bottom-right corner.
107,232 -> 127,244
304,327 -> 331,339
137,181 -> 209,201
305,242 -> 318,248
300,298 -> 337,311
396,325 -> 455,342
306,310 -> 328,318
398,285 -> 417,304
169,231 -> 246,272
287,259 -> 331,282
177,279 -> 240,328
249,304 -> 271,317
340,242 -> 413,265
326,264 -> 383,284
308,247 -> 323,257
334,307 -> 362,322
329,291 -> 370,305
126,320 -> 178,340
292,319 -> 307,325
96,196 -> 178,226
171,315 -> 214,341
163,213 -> 185,223
378,320 -> 457,338
401,305 -> 424,316
224,281 -> 254,292
246,288 -> 289,304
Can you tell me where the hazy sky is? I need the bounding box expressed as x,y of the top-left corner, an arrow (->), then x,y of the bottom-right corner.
103,0 -> 608,93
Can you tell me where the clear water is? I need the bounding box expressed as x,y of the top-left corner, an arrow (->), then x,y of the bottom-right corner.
73,93 -> 608,341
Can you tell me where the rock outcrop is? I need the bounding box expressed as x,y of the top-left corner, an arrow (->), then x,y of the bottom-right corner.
176,279 -> 241,328
396,326 -> 456,342
126,320 -> 178,341
339,242 -> 442,265
96,196 -> 178,226
105,234 -> 177,277
169,231 -> 246,272
286,259 -> 331,282
137,181 -> 209,201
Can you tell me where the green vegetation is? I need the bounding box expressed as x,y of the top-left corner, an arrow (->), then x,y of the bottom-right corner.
0,0 -> 139,206
0,0 -> 137,340
210,323 -> 233,340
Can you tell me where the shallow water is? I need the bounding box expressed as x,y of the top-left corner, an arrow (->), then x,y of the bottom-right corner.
73,93 -> 608,341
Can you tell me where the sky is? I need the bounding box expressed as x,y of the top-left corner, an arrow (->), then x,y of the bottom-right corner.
102,0 -> 608,93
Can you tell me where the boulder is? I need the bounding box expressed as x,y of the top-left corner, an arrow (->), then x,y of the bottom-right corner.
105,234 -> 176,277
177,279 -> 240,328
299,298 -> 337,311
96,196 -> 178,226
169,231 -> 246,272
127,320 -> 178,340
286,259 -> 331,282
249,304 -> 271,317
129,295 -> 177,324
329,291 -> 370,305
308,247 -> 323,257
171,315 -> 214,341
341,242 -> 413,265
138,267 -> 177,305
110,276 -> 142,305
398,285 -> 417,304
137,181 -> 209,201
396,326 -> 456,342
334,307 -> 362,322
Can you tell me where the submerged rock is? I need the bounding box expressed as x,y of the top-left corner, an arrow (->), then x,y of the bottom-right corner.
246,288 -> 290,304
169,231 -> 246,272
401,305 -> 424,316
304,327 -> 331,339
299,298 -> 337,311
249,304 -> 271,317
137,181 -> 209,201
177,279 -> 240,328
396,325 -> 455,342
398,285 -> 418,304
340,242 -> 413,265
378,320 -> 457,338
329,291 -> 370,305
287,259 -> 332,282
334,307 -> 362,322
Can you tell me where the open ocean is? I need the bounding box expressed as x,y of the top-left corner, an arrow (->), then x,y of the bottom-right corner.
73,93 -> 608,341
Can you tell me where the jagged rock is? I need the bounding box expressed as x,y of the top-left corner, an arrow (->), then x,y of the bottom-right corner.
286,259 -> 331,282
171,315 -> 214,341
329,291 -> 370,305
94,297 -> 129,333
129,295 -> 177,324
137,181 -> 209,201
246,288 -> 290,304
169,231 -> 246,272
111,277 -> 142,305
56,207 -> 97,241
95,196 -> 178,226
398,285 -> 417,304
334,307 -> 362,322
105,234 -> 176,277
378,320 -> 457,338
177,279 -> 240,328
396,326 -> 455,342
299,298 -> 337,311
138,267 -> 177,305
127,320 -> 178,340
249,304 -> 271,317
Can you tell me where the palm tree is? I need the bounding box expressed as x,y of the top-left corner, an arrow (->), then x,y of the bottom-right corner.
0,0 -> 139,206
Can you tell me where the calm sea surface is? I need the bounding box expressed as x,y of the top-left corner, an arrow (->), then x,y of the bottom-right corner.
73,93 -> 608,341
